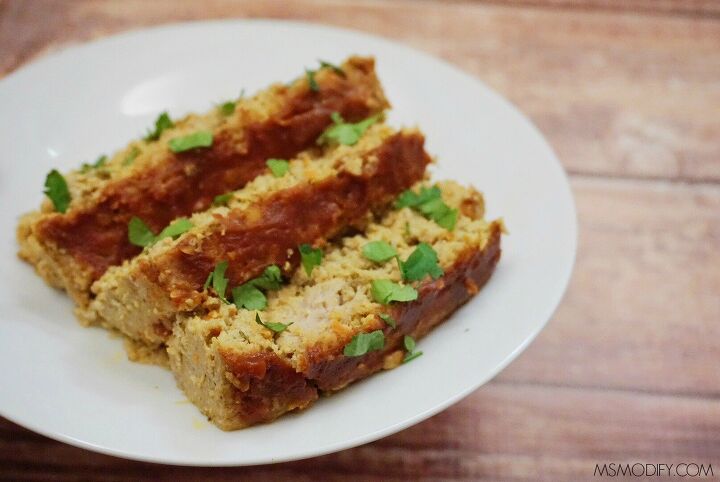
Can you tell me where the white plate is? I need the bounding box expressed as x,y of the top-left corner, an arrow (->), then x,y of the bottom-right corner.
0,20 -> 576,466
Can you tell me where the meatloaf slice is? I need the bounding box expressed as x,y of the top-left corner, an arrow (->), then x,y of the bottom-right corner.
167,181 -> 502,430
17,56 -> 388,305
81,124 -> 431,346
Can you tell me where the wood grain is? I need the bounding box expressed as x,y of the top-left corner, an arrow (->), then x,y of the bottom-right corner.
1,0 -> 719,480
2,383 -> 719,481
1,0 -> 719,182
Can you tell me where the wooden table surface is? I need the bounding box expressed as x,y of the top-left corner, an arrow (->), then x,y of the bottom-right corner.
2,1 -> 719,480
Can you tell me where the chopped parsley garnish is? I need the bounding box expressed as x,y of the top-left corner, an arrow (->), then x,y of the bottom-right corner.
266,158 -> 289,177
123,147 -> 140,166
213,192 -> 233,206
319,60 -> 345,77
255,313 -> 291,333
231,265 -> 283,311
156,218 -> 193,240
378,313 -> 396,328
299,244 -> 323,276
81,155 -> 107,173
219,101 -> 236,116
204,260 -> 229,303
251,265 -> 283,291
395,185 -> 458,231
362,240 -> 397,264
232,284 -> 266,310
343,330 -> 385,357
398,243 -> 443,282
371,280 -> 418,305
317,112 -> 380,146
168,131 -> 213,153
403,335 -> 423,363
44,169 -> 71,213
305,69 -> 319,92
144,112 -> 174,141
127,217 -> 193,247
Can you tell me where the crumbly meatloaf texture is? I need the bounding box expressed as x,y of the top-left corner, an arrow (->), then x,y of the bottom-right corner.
167,181 -> 502,430
17,56 -> 388,305
81,124 -> 431,346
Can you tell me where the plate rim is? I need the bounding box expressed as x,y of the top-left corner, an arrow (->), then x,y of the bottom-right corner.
0,17 -> 578,466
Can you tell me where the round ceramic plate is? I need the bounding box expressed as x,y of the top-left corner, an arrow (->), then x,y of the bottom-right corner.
0,20 -> 576,466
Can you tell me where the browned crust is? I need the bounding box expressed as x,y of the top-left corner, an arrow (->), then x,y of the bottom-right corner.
27,57 -> 388,291
143,131 -> 431,314
216,224 -> 502,426
305,223 -> 503,391
219,350 -> 318,427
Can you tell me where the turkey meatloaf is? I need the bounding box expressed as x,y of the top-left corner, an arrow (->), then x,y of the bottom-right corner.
167,181 -> 503,430
80,124 -> 431,346
17,56 -> 388,305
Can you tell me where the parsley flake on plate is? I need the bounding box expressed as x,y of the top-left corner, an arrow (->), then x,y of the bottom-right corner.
403,335 -> 423,363
128,217 -> 193,248
317,112 -> 380,147
371,280 -> 418,305
44,169 -> 71,213
395,185 -> 458,231
343,330 -> 385,357
398,243 -> 444,282
266,158 -> 289,177
168,131 -> 213,153
378,313 -> 397,328
299,244 -> 323,276
144,112 -> 174,141
255,313 -> 292,333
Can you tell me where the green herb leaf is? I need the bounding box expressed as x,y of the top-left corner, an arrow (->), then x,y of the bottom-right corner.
81,155 -> 107,173
210,260 -> 230,303
169,131 -> 213,153
144,112 -> 174,141
403,351 -> 423,363
318,60 -> 345,77
232,284 -> 267,310
255,313 -> 292,333
203,271 -> 213,290
306,69 -> 319,92
362,240 -> 398,264
127,216 -> 156,247
317,112 -> 380,146
378,313 -> 396,328
219,101 -> 235,116
403,335 -> 422,363
395,185 -> 458,231
299,244 -> 323,276
213,192 -> 233,206
398,243 -> 444,282
250,265 -> 283,291
395,185 -> 441,209
343,330 -> 385,357
266,158 -> 289,177
43,169 -> 71,213
123,147 -> 140,166
371,279 -> 418,305
156,218 -> 193,241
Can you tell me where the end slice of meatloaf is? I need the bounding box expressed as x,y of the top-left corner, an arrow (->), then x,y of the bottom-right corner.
80,124 -> 431,346
167,181 -> 502,430
17,56 -> 388,305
